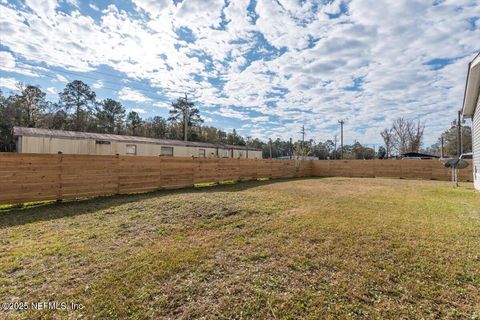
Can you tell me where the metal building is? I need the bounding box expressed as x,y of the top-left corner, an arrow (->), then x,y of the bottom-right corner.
13,127 -> 262,159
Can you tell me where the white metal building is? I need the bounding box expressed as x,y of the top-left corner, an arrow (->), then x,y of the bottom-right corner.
461,52 -> 480,190
13,127 -> 262,159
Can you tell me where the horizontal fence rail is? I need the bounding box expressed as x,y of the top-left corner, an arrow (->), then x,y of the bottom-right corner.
0,153 -> 312,205
311,159 -> 473,181
0,154 -> 473,205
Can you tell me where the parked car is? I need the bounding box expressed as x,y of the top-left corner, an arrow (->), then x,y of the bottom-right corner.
401,157 -> 423,160
460,153 -> 473,160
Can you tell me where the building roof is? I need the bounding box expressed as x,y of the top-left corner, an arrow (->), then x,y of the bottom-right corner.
461,52 -> 480,118
13,127 -> 261,151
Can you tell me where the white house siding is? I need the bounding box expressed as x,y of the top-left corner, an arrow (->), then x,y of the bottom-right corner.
473,97 -> 480,190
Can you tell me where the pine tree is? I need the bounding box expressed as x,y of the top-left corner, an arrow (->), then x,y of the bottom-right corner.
59,80 -> 96,131
126,111 -> 143,136
168,94 -> 203,141
96,99 -> 126,134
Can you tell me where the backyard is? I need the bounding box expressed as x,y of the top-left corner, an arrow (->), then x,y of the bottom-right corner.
1,177 -> 479,319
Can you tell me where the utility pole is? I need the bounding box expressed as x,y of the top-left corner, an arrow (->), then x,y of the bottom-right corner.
289,137 -> 293,160
183,93 -> 189,142
457,110 -> 462,157
338,120 -> 344,160
334,135 -> 337,160
300,125 -> 305,149
440,135 -> 444,158
269,138 -> 272,159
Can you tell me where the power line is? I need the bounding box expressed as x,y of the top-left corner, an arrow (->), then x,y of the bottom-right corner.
1,60 -> 165,98
4,50 -> 162,84
0,49 -> 188,103
0,66 -> 169,103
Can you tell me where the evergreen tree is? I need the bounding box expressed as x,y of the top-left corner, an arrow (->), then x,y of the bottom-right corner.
96,99 -> 126,134
438,126 -> 472,156
377,146 -> 387,159
126,111 -> 143,136
59,80 -> 96,131
226,129 -> 246,145
144,116 -> 168,139
168,94 -> 203,141
0,90 -> 21,151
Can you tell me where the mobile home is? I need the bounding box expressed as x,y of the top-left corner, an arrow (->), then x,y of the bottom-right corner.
13,127 -> 262,159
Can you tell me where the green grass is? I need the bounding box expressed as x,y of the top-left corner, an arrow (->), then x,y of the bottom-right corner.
1,178 -> 479,319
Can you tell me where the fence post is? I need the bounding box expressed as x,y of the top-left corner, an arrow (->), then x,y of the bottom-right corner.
158,156 -> 163,190
399,160 -> 404,179
56,152 -> 63,202
116,154 -> 121,194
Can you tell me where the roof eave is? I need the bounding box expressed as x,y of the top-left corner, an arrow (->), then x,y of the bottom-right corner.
462,52 -> 480,118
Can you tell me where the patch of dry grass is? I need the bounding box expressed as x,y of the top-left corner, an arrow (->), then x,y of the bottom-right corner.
0,178 -> 479,319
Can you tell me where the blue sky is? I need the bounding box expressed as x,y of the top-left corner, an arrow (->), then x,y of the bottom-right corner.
0,0 -> 479,146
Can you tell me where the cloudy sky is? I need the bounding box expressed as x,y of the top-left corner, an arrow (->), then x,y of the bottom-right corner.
0,0 -> 479,146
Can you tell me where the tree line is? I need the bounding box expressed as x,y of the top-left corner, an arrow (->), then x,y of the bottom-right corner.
380,117 -> 472,158
0,80 -> 251,152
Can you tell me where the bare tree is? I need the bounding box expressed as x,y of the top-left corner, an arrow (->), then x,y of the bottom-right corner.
407,120 -> 425,152
387,117 -> 425,155
380,128 -> 394,158
392,118 -> 410,154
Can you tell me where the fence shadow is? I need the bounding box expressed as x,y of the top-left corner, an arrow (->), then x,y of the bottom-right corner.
0,177 -> 316,229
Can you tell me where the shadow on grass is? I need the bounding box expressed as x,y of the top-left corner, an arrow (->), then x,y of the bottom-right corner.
0,177 -> 318,228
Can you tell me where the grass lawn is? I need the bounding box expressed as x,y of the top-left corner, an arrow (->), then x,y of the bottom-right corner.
1,178 -> 479,319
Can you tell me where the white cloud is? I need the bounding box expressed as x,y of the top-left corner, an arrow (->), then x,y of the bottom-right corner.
89,3 -> 99,11
131,108 -> 146,114
118,87 -> 151,103
153,101 -> 170,109
0,51 -> 40,77
92,80 -> 104,89
25,0 -> 58,18
132,0 -> 172,16
0,51 -> 15,69
211,107 -> 250,121
46,86 -> 56,94
56,74 -> 68,83
66,0 -> 79,8
0,77 -> 18,91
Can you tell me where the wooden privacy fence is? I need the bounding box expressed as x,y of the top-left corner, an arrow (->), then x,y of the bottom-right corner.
0,153 -> 312,205
311,159 -> 473,181
0,154 -> 474,205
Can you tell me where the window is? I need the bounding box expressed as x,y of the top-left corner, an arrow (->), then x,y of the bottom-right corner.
96,140 -> 111,145
161,146 -> 174,157
126,144 -> 137,155
199,149 -> 206,157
